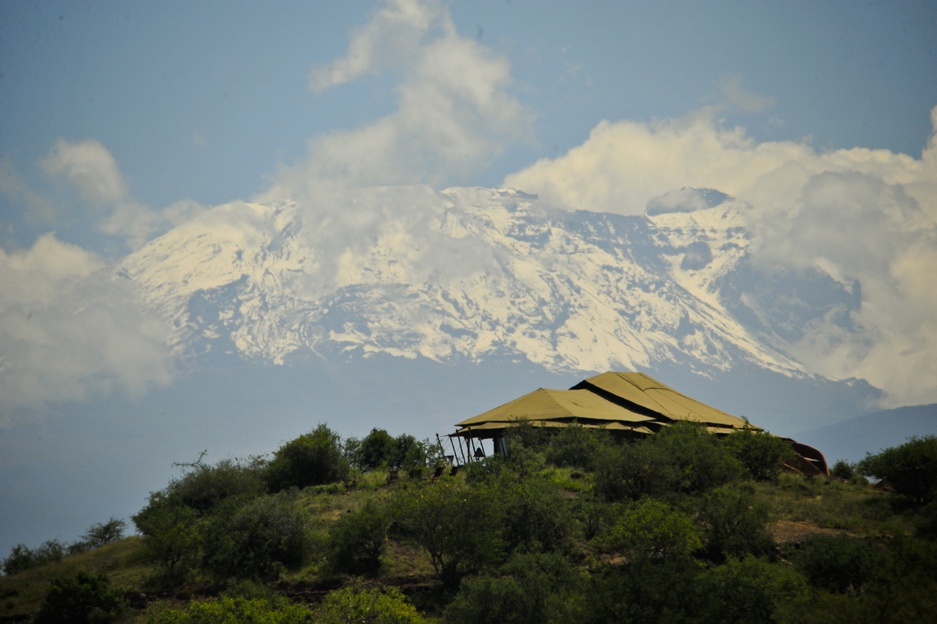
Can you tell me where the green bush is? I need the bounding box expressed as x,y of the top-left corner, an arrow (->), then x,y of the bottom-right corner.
444,551 -> 582,624
694,556 -> 808,624
496,474 -> 573,554
265,424 -> 350,492
34,571 -> 123,624
859,435 -> 937,505
316,585 -> 429,624
169,458 -> 267,514
2,539 -> 66,575
791,534 -> 886,594
598,498 -> 702,563
723,429 -> 797,482
594,423 -> 742,501
651,422 -> 744,493
831,459 -> 859,482
327,500 -> 389,576
145,594 -> 313,623
201,492 -> 312,581
696,484 -> 775,562
583,558 -> 698,624
543,424 -> 614,471
391,434 -> 429,471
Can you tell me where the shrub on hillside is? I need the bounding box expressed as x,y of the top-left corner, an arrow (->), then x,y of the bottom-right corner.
326,499 -> 389,576
597,498 -> 702,563
594,422 -> 743,501
858,435 -> 937,505
694,556 -> 808,624
544,423 -> 614,471
355,428 -> 396,470
34,571 -> 123,624
496,474 -> 573,554
316,585 -> 430,624
443,552 -> 583,624
201,492 -> 312,581
79,517 -> 126,550
696,484 -> 775,563
2,540 -> 65,576
723,428 -> 797,482
168,457 -> 267,514
265,424 -> 350,492
791,534 -> 886,594
145,593 -> 313,623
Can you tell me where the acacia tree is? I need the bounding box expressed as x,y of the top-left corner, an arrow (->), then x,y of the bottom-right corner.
392,479 -> 503,588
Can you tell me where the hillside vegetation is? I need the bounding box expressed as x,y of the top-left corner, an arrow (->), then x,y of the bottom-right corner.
3,424 -> 936,623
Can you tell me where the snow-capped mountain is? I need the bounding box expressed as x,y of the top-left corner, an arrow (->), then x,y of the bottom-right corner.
119,186 -> 821,376
115,185 -> 879,433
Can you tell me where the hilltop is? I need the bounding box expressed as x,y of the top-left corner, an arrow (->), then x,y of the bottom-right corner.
2,424 -> 935,623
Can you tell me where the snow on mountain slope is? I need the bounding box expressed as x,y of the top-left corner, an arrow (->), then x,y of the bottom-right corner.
118,185 -> 810,378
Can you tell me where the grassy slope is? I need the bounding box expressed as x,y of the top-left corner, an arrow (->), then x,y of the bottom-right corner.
0,469 -> 915,622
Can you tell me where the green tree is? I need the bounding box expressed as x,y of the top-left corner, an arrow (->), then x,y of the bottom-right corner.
169,457 -> 267,514
265,424 -> 350,492
392,479 -> 503,588
858,435 -> 937,505
132,492 -> 202,579
391,434 -> 428,472
357,428 -> 395,470
80,517 -> 126,549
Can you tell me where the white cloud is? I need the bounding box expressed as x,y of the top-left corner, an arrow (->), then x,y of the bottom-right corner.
265,0 -> 532,199
40,139 -> 129,205
505,106 -> 937,407
713,75 -> 775,114
0,234 -> 174,422
36,139 -> 206,249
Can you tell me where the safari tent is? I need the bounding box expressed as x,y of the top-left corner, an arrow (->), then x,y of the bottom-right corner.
450,371 -> 828,475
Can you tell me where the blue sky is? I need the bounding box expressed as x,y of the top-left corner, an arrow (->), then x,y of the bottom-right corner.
2,0 -> 935,242
1,0 -> 936,555
3,0 -> 935,405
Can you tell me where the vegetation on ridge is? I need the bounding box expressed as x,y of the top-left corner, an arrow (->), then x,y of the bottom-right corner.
2,426 -> 936,623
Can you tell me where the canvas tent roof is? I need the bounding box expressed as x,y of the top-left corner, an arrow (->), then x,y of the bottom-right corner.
454,371 -> 755,440
455,387 -> 655,433
572,372 -> 756,430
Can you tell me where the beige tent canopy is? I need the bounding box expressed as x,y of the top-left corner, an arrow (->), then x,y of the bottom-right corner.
454,372 -> 755,441
450,371 -> 829,475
